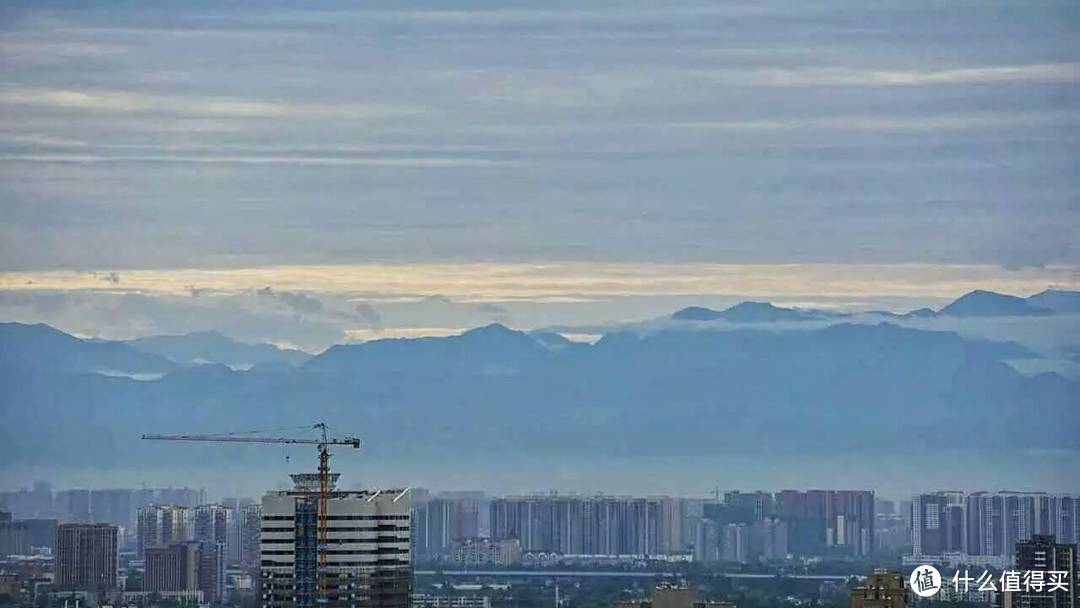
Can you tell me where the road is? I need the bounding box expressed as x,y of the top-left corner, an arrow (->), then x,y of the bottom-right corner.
415,570 -> 862,582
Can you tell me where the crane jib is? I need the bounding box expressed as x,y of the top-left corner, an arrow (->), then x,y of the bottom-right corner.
141,423 -> 361,604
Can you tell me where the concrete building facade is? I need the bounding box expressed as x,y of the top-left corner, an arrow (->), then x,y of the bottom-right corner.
54,524 -> 118,591
259,475 -> 411,608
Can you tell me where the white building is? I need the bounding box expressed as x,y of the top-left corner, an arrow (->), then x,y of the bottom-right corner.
259,474 -> 411,608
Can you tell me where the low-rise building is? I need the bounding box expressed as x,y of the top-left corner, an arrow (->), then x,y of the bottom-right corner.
616,583 -> 735,608
412,594 -> 491,608
849,570 -> 907,608
449,538 -> 521,567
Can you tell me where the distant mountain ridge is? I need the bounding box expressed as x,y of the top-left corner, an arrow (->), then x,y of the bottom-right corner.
1,316 -> 1074,472
1026,289 -> 1080,314
937,290 -> 1052,317
672,289 -> 1079,322
307,323 -> 552,374
126,330 -> 310,368
0,322 -> 176,374
672,301 -> 842,323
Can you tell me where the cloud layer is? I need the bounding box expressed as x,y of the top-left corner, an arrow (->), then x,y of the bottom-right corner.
0,0 -> 1076,274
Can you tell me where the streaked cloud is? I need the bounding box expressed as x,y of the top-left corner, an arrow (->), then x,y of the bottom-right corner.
0,87 -> 288,117
0,153 -> 514,168
665,110 -> 1080,133
0,86 -> 427,122
0,1 -> 1077,311
1,263 -> 1075,302
730,63 -> 1080,88
344,327 -> 467,342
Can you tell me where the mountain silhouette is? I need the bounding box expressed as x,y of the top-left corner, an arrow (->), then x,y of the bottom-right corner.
938,290 -> 1053,317
1026,289 -> 1080,314
1,318 -> 1073,471
127,330 -> 310,367
672,301 -> 840,323
0,322 -> 175,374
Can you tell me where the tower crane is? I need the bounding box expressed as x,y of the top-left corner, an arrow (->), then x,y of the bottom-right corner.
142,423 -> 361,603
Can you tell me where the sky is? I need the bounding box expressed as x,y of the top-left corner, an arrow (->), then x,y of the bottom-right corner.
1,0 -> 1078,348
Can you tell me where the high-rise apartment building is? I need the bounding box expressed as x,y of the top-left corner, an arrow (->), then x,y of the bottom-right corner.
0,513 -> 28,557
825,490 -> 875,556
755,516 -> 789,560
998,534 -> 1078,608
259,474 -> 411,608
155,488 -> 207,508
912,492 -> 966,556
966,492 -> 1065,559
910,492 -> 1078,565
771,490 -> 875,557
658,498 -> 687,555
240,503 -> 263,568
21,518 -> 57,549
0,483 -> 53,519
56,490 -> 92,523
412,497 -> 480,559
721,492 -> 774,524
1058,497 -> 1080,546
690,517 -> 720,562
145,542 -> 200,594
145,540 -> 225,604
222,498 -> 256,563
54,524 -> 118,590
195,504 -> 235,564
721,524 -> 749,563
89,489 -> 134,530
137,505 -> 195,560
198,541 -> 226,604
489,495 -> 684,556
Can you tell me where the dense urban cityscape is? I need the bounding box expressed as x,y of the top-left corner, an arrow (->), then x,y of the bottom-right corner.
1,480 -> 1077,607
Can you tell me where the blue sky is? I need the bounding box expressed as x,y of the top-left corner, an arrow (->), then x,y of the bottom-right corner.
0,1 -> 1077,345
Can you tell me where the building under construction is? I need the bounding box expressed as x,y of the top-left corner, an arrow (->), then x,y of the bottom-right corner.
259,474 -> 411,608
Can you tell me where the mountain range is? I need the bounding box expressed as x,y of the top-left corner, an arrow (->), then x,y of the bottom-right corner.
671,288 -> 1079,322
125,331 -> 310,368
2,288 -> 1077,471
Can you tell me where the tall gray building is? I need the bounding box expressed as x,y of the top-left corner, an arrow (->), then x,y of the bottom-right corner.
0,512 -> 28,557
907,492 -> 1079,566
912,492 -> 965,557
145,540 -> 225,604
54,523 -> 118,591
489,495 -> 685,556
145,542 -> 200,595
137,505 -> 194,560
240,503 -> 263,568
999,535 -> 1077,608
412,496 -> 482,560
194,504 -> 236,564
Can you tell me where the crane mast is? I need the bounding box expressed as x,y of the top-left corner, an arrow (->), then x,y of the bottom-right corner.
142,423 -> 361,604
316,425 -> 331,602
